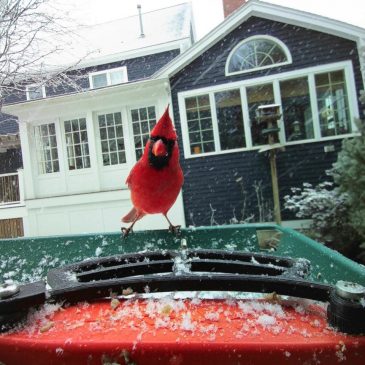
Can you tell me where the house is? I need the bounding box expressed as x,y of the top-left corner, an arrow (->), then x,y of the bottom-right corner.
2,0 -> 365,237
1,3 -> 193,237
156,0 -> 365,227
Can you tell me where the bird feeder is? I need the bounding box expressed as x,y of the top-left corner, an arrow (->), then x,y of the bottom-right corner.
256,104 -> 283,225
256,104 -> 281,144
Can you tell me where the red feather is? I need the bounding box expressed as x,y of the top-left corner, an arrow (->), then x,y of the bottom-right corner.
122,106 -> 183,230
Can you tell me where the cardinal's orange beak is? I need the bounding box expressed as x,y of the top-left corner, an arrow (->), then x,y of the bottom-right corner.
152,139 -> 167,157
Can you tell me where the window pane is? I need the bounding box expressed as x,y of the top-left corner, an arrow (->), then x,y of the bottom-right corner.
92,73 -> 107,88
114,112 -> 122,125
103,153 -> 110,165
98,112 -> 126,166
141,121 -> 149,133
315,70 -> 351,137
99,115 -> 106,127
117,139 -> 125,151
246,83 -> 275,146
73,132 -> 80,144
280,77 -> 314,141
64,121 -> 71,133
49,124 -> 56,135
228,38 -> 289,73
133,122 -> 140,134
28,85 -> 44,100
185,95 -> 215,154
110,152 -> 118,165
109,140 -> 116,152
148,107 -> 156,119
64,118 -> 90,170
130,106 -> 156,160
131,109 -> 139,122
106,114 -> 114,126
34,123 -> 59,174
79,118 -> 87,130
71,119 -> 79,131
110,70 -> 124,85
140,108 -> 147,121
100,127 -> 107,140
41,125 -> 48,136
116,125 -> 123,137
108,126 -> 115,139
185,97 -> 197,109
118,151 -> 126,164
215,89 -> 245,150
101,141 -> 108,153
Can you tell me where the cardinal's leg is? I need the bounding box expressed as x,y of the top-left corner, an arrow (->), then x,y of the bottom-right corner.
163,213 -> 181,235
121,215 -> 140,238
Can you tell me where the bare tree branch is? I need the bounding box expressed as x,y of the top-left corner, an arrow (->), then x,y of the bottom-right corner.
0,0 -> 92,105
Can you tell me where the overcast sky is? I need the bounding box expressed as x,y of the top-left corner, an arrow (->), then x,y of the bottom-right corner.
55,0 -> 365,40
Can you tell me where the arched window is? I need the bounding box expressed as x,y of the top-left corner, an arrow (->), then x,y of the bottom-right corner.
226,35 -> 291,75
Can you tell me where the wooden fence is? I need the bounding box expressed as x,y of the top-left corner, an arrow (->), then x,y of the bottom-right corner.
0,218 -> 24,238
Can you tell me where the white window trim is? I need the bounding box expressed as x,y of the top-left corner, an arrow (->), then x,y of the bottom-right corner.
26,84 -> 46,101
178,60 -> 359,159
225,35 -> 292,77
89,66 -> 128,89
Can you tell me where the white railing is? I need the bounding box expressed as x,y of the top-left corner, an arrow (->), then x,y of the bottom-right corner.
0,170 -> 24,207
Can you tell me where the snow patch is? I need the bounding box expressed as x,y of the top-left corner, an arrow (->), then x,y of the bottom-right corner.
257,314 -> 276,327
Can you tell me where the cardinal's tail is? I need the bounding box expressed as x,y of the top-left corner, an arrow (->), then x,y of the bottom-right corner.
122,207 -> 145,223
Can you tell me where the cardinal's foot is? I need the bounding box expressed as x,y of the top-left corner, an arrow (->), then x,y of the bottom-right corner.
168,224 -> 181,236
121,226 -> 133,238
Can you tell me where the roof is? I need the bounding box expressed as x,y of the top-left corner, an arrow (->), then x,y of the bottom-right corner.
154,0 -> 365,79
43,3 -> 192,69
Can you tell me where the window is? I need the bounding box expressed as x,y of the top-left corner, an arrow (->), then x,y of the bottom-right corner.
215,90 -> 245,150
315,70 -> 351,137
98,112 -> 126,166
64,118 -> 90,170
247,83 -> 275,146
34,123 -> 59,174
131,106 -> 157,160
180,62 -> 357,158
280,77 -> 314,141
226,36 -> 291,75
185,95 -> 215,155
89,67 -> 128,89
26,85 -> 46,100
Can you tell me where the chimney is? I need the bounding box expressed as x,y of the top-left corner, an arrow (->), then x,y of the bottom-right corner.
223,0 -> 248,18
137,4 -> 145,38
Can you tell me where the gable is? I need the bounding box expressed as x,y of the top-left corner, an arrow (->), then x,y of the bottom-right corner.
155,0 -> 365,80
170,16 -> 363,93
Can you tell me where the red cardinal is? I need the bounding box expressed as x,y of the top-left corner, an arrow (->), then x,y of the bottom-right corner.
121,106 -> 184,236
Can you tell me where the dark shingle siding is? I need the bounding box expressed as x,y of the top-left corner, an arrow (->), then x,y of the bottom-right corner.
4,49 -> 180,104
46,49 -> 180,97
181,151 -> 273,226
0,148 -> 22,174
171,16 -> 363,226
0,113 -> 19,135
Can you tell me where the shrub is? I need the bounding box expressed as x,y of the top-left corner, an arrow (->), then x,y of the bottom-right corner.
284,182 -> 364,263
